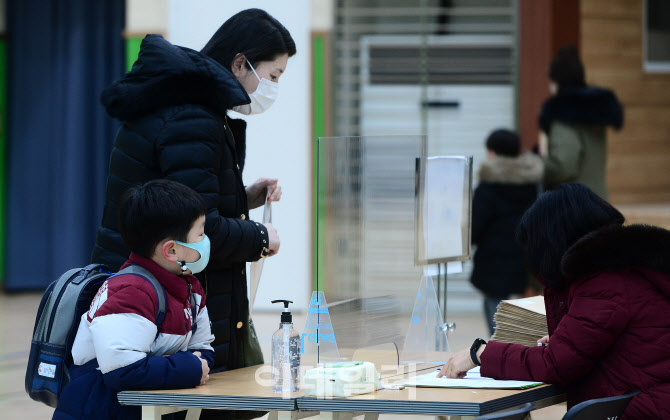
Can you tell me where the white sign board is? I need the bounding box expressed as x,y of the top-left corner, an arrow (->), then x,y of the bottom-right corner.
416,156 -> 472,264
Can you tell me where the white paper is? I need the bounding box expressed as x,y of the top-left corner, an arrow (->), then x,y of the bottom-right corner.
422,261 -> 463,277
446,261 -> 463,274
421,156 -> 467,261
249,197 -> 272,313
403,367 -> 543,389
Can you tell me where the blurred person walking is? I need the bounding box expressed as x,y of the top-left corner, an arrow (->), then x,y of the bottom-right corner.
91,9 -> 296,380
470,129 -> 543,336
540,46 -> 623,199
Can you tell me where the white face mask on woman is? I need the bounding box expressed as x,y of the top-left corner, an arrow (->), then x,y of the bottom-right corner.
233,60 -> 279,115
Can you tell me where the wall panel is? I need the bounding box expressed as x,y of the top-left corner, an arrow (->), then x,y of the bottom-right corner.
582,0 -> 670,203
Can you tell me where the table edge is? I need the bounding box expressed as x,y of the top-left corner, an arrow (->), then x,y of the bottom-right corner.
296,385 -> 566,416
118,392 -> 298,411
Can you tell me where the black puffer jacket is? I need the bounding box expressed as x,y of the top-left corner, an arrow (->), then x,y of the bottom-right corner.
91,35 -> 269,371
470,152 -> 543,298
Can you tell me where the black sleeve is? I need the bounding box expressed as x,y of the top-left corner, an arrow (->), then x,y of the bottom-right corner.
156,109 -> 268,265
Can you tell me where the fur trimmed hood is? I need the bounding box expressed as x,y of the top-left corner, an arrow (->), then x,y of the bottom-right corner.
478,151 -> 544,184
539,86 -> 623,134
561,224 -> 670,296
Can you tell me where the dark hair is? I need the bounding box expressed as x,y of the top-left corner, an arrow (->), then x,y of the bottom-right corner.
485,129 -> 520,157
549,45 -> 586,88
118,179 -> 207,259
201,9 -> 297,71
516,183 -> 624,290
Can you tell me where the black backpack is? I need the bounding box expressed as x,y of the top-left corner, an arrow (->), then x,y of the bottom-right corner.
26,263 -> 167,407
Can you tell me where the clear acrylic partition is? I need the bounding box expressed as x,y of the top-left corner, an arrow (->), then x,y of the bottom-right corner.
399,274 -> 450,363
315,135 -> 446,367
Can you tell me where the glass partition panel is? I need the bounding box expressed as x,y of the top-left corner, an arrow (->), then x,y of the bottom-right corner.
317,135 -> 426,362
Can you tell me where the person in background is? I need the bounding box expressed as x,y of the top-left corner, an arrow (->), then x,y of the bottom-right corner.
470,129 -> 543,336
53,180 -> 215,420
540,45 -> 623,199
91,9 -> 296,378
440,183 -> 670,418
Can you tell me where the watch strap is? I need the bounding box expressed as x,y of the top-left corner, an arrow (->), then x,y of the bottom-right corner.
470,338 -> 487,366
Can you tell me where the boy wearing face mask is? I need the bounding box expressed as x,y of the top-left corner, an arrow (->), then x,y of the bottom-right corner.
53,180 -> 215,420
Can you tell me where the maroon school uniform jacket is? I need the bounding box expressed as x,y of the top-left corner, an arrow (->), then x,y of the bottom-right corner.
480,224 -> 670,419
53,253 -> 215,420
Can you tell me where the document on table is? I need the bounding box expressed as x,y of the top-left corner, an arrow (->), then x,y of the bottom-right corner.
403,367 -> 543,389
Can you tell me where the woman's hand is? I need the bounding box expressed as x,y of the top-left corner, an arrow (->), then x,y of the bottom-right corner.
537,335 -> 550,346
437,345 -> 486,379
264,222 -> 280,256
246,177 -> 282,209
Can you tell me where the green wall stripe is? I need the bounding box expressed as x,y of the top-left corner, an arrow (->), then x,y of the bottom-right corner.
313,35 -> 326,292
0,39 -> 6,284
126,37 -> 143,72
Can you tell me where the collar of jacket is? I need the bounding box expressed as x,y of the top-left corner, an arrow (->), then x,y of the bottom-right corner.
561,224 -> 670,296
477,151 -> 543,184
539,85 -> 623,134
101,34 -> 250,121
121,252 -> 196,302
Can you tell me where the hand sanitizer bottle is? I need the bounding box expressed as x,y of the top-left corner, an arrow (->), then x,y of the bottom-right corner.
271,300 -> 300,392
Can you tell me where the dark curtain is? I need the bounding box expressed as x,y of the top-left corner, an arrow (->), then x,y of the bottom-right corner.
5,0 -> 125,290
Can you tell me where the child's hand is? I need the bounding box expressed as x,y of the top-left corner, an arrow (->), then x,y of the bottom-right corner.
193,351 -> 210,385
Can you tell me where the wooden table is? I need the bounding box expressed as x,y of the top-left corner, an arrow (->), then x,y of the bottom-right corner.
118,364 -> 566,420
118,365 -> 302,420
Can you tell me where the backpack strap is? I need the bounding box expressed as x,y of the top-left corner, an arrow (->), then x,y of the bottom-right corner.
70,263 -> 108,285
115,265 -> 167,328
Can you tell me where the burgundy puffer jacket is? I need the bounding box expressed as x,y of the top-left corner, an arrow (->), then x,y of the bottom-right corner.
481,224 -> 670,418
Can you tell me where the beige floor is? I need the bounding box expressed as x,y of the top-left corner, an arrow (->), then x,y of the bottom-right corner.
0,292 -> 565,419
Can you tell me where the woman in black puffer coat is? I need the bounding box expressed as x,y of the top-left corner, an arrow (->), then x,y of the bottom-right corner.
470,130 -> 543,336
92,9 -> 296,373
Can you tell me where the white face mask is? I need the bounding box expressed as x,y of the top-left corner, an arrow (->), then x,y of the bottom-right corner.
233,60 -> 279,115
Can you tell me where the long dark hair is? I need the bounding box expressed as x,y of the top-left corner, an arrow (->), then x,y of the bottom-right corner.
549,45 -> 585,88
516,184 -> 624,289
201,9 -> 296,71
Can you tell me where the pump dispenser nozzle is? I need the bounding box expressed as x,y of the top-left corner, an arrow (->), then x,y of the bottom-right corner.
271,300 -> 293,323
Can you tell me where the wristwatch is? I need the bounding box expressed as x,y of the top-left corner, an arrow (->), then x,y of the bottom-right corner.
470,338 -> 487,366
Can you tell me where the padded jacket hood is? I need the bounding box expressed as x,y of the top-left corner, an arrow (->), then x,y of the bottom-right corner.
101,34 -> 250,121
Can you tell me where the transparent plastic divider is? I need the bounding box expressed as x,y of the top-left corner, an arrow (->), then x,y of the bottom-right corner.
301,291 -> 341,367
399,274 -> 450,364
317,136 -> 426,363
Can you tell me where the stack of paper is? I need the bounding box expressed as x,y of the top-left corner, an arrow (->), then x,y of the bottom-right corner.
491,296 -> 548,347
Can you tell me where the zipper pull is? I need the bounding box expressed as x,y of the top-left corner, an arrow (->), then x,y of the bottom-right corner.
185,282 -> 193,332
186,281 -> 198,332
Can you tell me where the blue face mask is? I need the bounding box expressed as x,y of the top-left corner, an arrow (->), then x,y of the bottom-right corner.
175,235 -> 210,275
